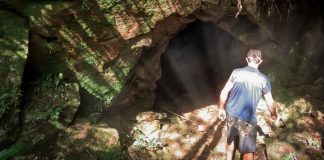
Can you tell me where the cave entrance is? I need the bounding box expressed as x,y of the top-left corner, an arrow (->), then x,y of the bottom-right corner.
155,20 -> 247,113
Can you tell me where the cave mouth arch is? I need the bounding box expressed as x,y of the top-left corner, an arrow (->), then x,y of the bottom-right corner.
155,20 -> 248,113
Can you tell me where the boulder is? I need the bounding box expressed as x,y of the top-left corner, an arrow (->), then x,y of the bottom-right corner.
44,119 -> 122,159
136,120 -> 161,136
290,98 -> 312,114
136,111 -> 167,122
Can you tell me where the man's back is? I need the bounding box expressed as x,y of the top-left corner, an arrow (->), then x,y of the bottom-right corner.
218,48 -> 277,160
225,66 -> 271,123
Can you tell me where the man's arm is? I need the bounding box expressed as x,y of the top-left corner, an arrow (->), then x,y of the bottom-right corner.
264,91 -> 277,120
218,81 -> 234,120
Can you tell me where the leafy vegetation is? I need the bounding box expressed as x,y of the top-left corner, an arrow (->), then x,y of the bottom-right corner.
0,10 -> 28,112
96,0 -> 121,12
132,127 -> 163,150
0,143 -> 28,160
97,145 -> 127,160
22,72 -> 80,138
22,1 -> 64,27
0,85 -> 21,117
0,10 -> 28,148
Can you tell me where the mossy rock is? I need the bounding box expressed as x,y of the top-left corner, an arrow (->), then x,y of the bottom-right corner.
48,119 -> 125,159
0,10 -> 28,149
21,73 -> 80,143
22,1 -> 71,27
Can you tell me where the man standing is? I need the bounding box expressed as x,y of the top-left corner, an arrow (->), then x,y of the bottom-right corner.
218,49 -> 277,160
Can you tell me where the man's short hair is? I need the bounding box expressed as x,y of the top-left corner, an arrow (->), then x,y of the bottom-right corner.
247,49 -> 262,63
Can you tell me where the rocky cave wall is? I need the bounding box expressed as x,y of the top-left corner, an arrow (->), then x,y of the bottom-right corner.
0,0 -> 201,151
156,20 -> 247,113
0,0 -> 324,156
156,0 -> 324,113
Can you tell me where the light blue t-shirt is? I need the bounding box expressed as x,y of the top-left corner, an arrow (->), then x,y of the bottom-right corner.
225,66 -> 271,123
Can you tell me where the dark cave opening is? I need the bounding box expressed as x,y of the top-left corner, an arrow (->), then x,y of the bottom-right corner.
155,20 -> 248,113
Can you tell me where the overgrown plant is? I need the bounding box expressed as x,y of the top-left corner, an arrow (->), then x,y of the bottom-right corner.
0,85 -> 21,117
24,72 -> 79,129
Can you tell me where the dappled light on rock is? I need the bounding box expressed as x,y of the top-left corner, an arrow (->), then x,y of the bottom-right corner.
264,97 -> 324,159
196,106 -> 213,122
126,97 -> 324,159
128,105 -> 229,159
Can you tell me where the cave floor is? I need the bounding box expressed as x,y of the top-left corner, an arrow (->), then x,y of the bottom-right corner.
126,96 -> 324,160
11,96 -> 324,160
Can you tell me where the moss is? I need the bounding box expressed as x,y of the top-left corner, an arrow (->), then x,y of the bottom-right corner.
124,0 -> 155,32
76,71 -> 117,104
23,73 -> 80,130
78,0 -> 120,27
97,145 -> 127,160
0,10 -> 28,59
75,18 -> 95,38
268,62 -> 295,105
87,127 -> 126,159
0,143 -> 28,160
73,56 -> 133,106
20,0 -> 152,109
96,0 -> 120,11
60,33 -> 134,106
0,10 -> 28,145
22,2 -> 63,26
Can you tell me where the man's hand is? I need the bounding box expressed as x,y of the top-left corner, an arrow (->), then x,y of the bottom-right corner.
218,108 -> 226,121
218,80 -> 233,121
264,92 -> 278,121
